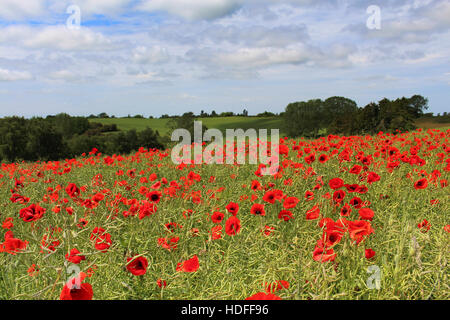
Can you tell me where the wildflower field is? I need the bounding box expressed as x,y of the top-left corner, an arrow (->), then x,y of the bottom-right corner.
0,128 -> 448,300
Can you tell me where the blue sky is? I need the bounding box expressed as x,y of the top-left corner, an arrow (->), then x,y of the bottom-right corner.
0,0 -> 449,117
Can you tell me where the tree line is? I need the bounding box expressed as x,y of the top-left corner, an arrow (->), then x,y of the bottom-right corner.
283,95 -> 429,137
0,113 -> 164,162
0,94 -> 434,162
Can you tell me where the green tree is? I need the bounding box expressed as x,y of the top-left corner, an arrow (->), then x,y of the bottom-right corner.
167,112 -> 208,143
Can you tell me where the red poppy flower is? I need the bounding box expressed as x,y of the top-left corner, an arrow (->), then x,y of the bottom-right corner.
60,272 -> 93,300
323,230 -> 344,247
176,255 -> 199,272
210,225 -> 222,240
146,190 -> 162,203
250,180 -> 262,191
306,205 -> 320,220
358,208 -> 374,221
367,172 -> 380,184
329,178 -> 344,190
77,218 -> 88,229
65,248 -> 86,264
138,201 -> 157,219
304,190 -> 314,201
417,219 -> 430,232
262,191 -> 277,204
365,248 -> 376,259
0,231 -> 28,255
305,153 -> 315,164
250,203 -> 265,216
211,211 -> 225,224
344,184 -> 359,192
90,227 -> 112,252
65,183 -> 80,198
126,255 -> 148,276
278,210 -> 294,221
158,236 -> 179,250
318,154 -> 329,163
347,220 -> 374,244
332,190 -> 346,204
157,279 -> 167,288
340,203 -> 352,217
10,193 -> 30,204
349,196 -> 363,209
27,264 -> 39,277
225,202 -> 239,216
19,204 -> 46,222
262,225 -> 275,236
2,217 -> 14,229
40,233 -> 60,253
283,197 -> 299,209
356,185 -> 368,194
245,292 -> 282,300
414,178 -> 428,190
165,222 -> 182,233
349,165 -> 362,175
225,216 -> 241,236
313,245 -> 336,262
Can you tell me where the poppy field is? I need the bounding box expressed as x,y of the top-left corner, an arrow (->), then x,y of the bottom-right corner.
0,128 -> 449,300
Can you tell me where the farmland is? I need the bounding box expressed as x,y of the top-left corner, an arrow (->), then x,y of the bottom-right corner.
0,127 -> 448,300
89,116 -> 450,138
89,116 -> 286,136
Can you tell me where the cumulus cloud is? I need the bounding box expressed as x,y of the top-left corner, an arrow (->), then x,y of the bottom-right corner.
138,0 -> 243,20
184,41 -> 354,78
47,70 -> 79,81
346,0 -> 450,44
132,46 -> 170,64
0,68 -> 33,81
0,25 -> 120,51
46,0 -> 133,17
0,0 -> 46,20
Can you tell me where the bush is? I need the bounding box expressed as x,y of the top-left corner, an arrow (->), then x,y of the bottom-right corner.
0,115 -> 164,162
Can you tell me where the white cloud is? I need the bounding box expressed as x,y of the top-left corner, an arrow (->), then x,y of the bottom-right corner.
215,46 -> 314,68
132,46 -> 170,64
0,0 -> 45,20
48,0 -> 133,17
138,0 -> 243,20
0,25 -> 120,51
0,68 -> 32,81
47,70 -> 79,81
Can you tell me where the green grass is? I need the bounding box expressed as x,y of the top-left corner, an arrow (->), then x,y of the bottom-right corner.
90,116 -> 449,139
90,116 -> 285,136
0,128 -> 448,300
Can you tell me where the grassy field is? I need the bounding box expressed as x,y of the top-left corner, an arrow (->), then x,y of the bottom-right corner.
414,119 -> 450,130
90,116 -> 286,136
90,116 -> 449,138
0,127 -> 448,300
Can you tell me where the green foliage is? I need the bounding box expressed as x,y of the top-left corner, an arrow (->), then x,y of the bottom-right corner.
283,95 -> 429,137
284,99 -> 325,138
219,112 -> 235,117
167,112 -> 208,143
0,115 -> 164,162
257,111 -> 276,117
